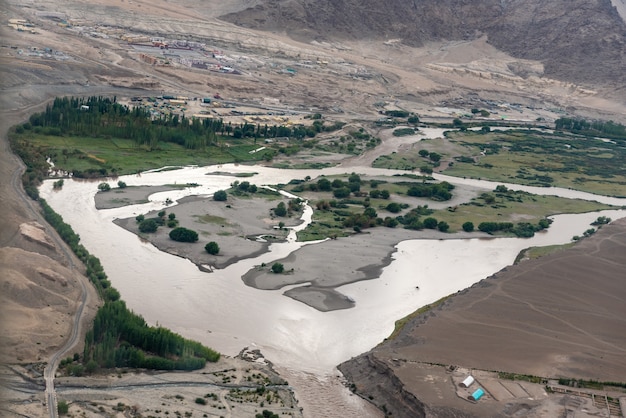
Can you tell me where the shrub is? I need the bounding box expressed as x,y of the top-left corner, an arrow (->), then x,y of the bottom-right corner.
169,227 -> 199,242
423,217 -> 438,229
195,397 -> 207,405
98,182 -> 111,192
333,187 -> 351,199
205,241 -> 220,255
274,202 -> 287,217
214,190 -> 227,201
58,400 -> 69,415
117,181 -> 127,188
138,219 -> 158,233
271,263 -> 284,274
386,202 -> 401,213
462,221 -> 474,232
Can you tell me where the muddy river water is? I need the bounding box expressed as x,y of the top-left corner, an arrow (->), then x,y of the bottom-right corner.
40,139 -> 626,417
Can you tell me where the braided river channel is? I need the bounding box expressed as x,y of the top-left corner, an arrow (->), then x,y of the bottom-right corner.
40,129 -> 626,417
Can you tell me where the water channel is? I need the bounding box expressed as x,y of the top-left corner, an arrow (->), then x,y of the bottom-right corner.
39,132 -> 626,417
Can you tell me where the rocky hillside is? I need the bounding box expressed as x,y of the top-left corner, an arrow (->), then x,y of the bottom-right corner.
221,0 -> 626,88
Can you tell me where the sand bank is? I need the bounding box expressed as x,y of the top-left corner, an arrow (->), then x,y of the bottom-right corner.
109,186 -> 304,269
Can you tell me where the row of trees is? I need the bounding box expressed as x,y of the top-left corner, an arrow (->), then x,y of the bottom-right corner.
555,117 -> 626,140
41,198 -> 220,371
477,219 -> 551,237
84,300 -> 219,370
18,143 -> 220,374
22,96 -> 344,152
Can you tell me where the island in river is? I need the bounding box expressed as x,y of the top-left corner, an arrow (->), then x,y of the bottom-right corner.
99,183 -> 471,311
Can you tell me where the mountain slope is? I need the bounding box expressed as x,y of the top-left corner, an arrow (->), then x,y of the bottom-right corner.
221,0 -> 626,88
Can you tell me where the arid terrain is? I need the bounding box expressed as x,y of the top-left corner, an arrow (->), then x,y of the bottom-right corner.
1,0 -> 626,417
339,217 -> 626,417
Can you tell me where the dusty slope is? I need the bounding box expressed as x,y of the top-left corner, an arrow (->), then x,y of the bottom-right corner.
222,0 -> 626,89
339,218 -> 626,415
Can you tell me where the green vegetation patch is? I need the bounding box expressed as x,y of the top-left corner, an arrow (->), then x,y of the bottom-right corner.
431,187 -> 614,233
443,129 -> 626,196
514,243 -> 576,264
9,96 -> 339,180
193,214 -> 234,226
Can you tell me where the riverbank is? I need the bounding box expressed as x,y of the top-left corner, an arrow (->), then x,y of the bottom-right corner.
339,217 -> 626,417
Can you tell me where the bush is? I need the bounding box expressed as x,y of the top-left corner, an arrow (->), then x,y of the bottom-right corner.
462,221 -> 474,232
135,214 -> 145,223
98,182 -> 111,192
195,397 -> 207,405
205,241 -> 220,255
138,219 -> 158,233
117,181 -> 127,188
333,187 -> 351,199
386,202 -> 402,213
423,217 -> 438,229
256,411 -> 279,418
274,202 -> 287,217
213,190 -> 227,201
271,263 -> 284,274
169,227 -> 199,242
58,400 -> 69,415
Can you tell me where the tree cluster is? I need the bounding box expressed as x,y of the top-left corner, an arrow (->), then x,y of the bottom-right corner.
169,227 -> 199,242
405,181 -> 454,201
84,300 -> 219,370
555,117 -> 626,141
478,219 -> 551,237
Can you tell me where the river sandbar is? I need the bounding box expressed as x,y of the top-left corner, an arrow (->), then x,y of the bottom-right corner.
112,187 -> 302,269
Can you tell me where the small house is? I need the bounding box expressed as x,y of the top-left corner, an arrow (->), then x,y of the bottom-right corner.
460,375 -> 475,388
469,388 -> 484,401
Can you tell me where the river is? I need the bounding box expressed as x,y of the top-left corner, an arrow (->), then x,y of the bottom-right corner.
39,147 -> 626,417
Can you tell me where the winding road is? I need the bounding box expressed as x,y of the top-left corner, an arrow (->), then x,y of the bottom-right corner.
0,87 -> 144,418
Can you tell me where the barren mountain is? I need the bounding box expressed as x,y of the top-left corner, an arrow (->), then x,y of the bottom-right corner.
222,0 -> 626,89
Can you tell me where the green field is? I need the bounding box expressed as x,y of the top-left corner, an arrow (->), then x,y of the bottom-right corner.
443,130 -> 626,197
290,176 -> 616,239
12,132 -> 273,176
430,188 -> 615,232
